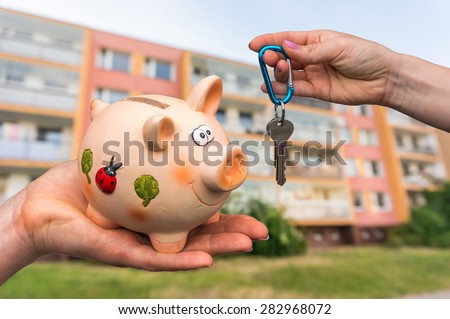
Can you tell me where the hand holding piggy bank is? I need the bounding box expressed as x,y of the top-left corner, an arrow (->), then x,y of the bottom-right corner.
78,76 -> 248,253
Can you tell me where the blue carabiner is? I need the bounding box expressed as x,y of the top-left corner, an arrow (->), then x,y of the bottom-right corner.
258,45 -> 294,106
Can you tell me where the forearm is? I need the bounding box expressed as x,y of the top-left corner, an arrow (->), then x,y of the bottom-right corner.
0,190 -> 39,285
387,53 -> 450,131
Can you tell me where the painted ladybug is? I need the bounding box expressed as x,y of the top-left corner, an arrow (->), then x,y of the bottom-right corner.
95,156 -> 123,194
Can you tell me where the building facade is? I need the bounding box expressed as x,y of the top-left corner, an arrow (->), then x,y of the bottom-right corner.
0,8 -> 88,202
83,29 -> 184,130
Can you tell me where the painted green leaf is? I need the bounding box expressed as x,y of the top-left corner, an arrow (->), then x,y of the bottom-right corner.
81,149 -> 93,184
134,175 -> 159,207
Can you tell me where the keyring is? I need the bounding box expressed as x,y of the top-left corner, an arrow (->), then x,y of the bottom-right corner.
274,101 -> 285,125
258,45 -> 294,106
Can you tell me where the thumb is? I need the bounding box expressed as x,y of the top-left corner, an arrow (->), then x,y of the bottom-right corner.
282,39 -> 343,66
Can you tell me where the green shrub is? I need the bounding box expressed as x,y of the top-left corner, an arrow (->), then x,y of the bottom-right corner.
387,183 -> 450,248
222,194 -> 306,256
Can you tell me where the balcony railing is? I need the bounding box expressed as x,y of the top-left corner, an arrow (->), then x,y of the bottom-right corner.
283,199 -> 351,220
285,164 -> 343,179
191,73 -> 264,100
388,109 -> 426,127
292,126 -> 336,143
248,163 -> 272,176
404,173 -> 443,186
0,83 -> 78,111
290,96 -> 332,110
397,145 -> 436,155
0,139 -> 72,162
0,34 -> 82,66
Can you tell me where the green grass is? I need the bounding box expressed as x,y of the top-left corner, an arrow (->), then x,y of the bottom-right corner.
2,247 -> 450,298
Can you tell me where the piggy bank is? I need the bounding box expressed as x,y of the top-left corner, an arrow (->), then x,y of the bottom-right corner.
78,76 -> 248,253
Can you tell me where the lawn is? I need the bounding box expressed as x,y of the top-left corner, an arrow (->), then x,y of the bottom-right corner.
2,247 -> 450,298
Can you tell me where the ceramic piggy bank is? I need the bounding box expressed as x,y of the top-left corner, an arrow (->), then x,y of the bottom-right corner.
78,76 -> 248,253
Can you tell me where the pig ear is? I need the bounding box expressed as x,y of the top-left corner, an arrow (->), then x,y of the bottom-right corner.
143,114 -> 175,151
90,99 -> 110,120
187,75 -> 222,116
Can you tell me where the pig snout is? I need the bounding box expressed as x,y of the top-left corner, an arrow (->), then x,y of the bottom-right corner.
202,145 -> 248,192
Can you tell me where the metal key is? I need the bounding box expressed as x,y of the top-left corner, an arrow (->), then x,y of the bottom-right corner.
267,118 -> 294,186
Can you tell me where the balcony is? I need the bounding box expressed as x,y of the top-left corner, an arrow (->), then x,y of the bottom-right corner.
0,83 -> 78,111
397,145 -> 436,155
0,139 -> 71,162
403,173 -> 443,187
290,96 -> 332,110
286,164 -> 343,179
388,109 -> 427,127
284,199 -> 351,220
0,11 -> 84,66
292,126 -> 336,144
191,73 -> 264,100
0,34 -> 82,66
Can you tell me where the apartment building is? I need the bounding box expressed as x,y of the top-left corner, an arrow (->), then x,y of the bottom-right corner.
337,104 -> 403,245
0,8 -> 88,203
376,108 -> 448,208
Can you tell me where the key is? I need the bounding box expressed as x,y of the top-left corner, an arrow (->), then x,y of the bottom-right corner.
266,118 -> 294,186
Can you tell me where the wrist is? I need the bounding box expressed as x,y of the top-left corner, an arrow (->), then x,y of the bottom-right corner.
382,52 -> 410,108
0,189 -> 40,285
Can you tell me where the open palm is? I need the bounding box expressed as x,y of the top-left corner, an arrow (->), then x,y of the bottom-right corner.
19,160 -> 268,271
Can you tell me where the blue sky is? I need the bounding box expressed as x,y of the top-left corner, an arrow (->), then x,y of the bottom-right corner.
1,0 -> 450,67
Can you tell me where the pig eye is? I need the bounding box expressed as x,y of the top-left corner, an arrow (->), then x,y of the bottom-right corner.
199,125 -> 214,142
192,127 -> 209,146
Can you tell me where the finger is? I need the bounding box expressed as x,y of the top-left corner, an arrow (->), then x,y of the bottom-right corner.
282,37 -> 344,66
88,230 -> 214,271
262,50 -> 287,68
50,213 -> 214,271
140,250 -> 214,271
270,80 -> 316,99
184,232 -> 253,256
249,30 -> 342,52
260,47 -> 304,70
192,214 -> 268,240
249,31 -> 301,52
274,60 -> 289,83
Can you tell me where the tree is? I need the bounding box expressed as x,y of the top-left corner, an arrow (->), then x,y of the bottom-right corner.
388,182 -> 450,247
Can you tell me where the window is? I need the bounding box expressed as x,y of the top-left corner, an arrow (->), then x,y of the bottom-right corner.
144,58 -> 174,81
95,88 -> 128,104
353,191 -> 365,211
334,103 -> 348,113
411,135 -> 419,149
365,160 -> 384,177
402,161 -> 411,176
37,128 -> 62,144
371,192 -> 391,212
236,75 -> 250,87
44,78 -> 66,91
396,133 -> 404,147
359,129 -> 378,146
239,112 -> 253,132
345,158 -> 358,177
354,104 -> 372,117
193,66 -> 207,76
97,49 -> 130,72
5,63 -> 28,83
341,127 -> 353,143
215,109 -> 226,125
